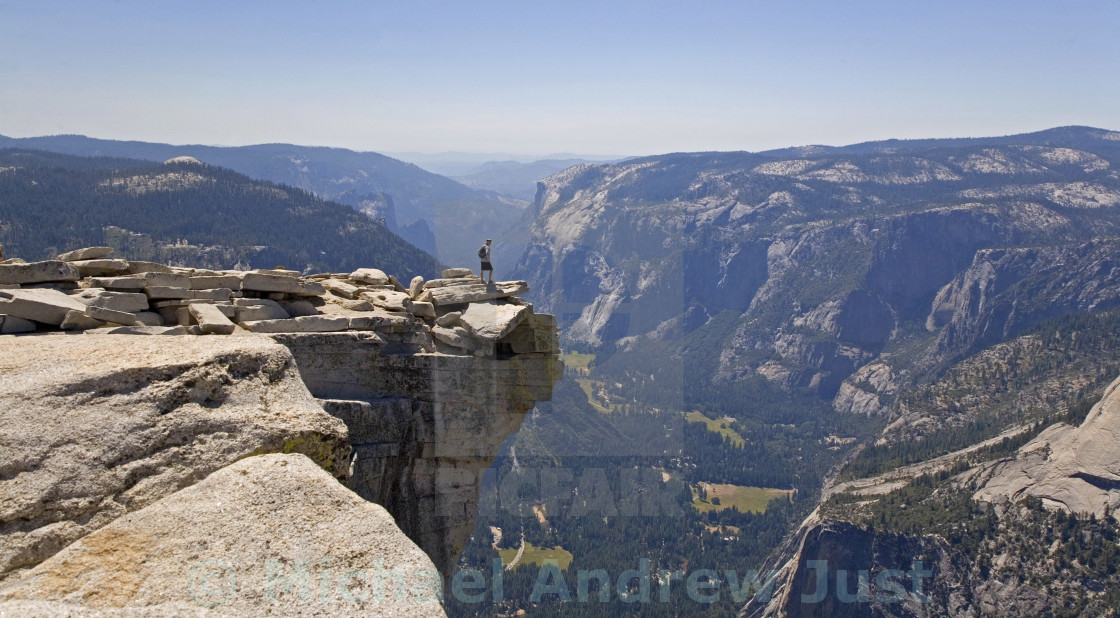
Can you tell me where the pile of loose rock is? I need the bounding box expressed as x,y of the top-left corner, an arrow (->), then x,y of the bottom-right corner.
0,247 -> 535,356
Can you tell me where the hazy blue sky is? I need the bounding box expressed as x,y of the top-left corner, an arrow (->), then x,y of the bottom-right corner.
2,1 -> 1118,155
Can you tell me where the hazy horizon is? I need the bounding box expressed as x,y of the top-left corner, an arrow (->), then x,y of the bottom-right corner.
7,123 -> 1118,165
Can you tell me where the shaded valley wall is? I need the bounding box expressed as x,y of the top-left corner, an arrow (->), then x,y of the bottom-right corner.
269,320 -> 561,576
740,519 -> 971,618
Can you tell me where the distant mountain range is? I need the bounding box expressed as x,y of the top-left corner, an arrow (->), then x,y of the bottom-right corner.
0,133 -> 525,265
385,151 -> 624,177
385,151 -> 627,203
517,125 -> 1120,379
0,149 -> 441,278
452,159 -> 623,201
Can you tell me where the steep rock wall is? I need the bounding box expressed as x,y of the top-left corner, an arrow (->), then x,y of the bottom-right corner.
268,313 -> 562,576
515,136 -> 1120,400
0,317 -> 558,613
740,519 -> 969,618
926,238 -> 1120,367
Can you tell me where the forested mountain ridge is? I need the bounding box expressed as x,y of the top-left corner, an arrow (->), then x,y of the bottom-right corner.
746,315 -> 1120,616
0,133 -> 526,263
0,149 -> 442,278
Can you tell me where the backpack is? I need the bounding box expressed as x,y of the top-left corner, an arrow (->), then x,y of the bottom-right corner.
478,245 -> 488,259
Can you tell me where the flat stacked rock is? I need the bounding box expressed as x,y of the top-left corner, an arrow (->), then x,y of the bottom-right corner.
0,250 -> 541,357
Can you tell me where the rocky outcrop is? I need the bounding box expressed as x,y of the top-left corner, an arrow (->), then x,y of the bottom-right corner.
0,260 -> 80,286
831,362 -> 896,416
0,247 -> 534,359
419,281 -> 529,307
0,335 -> 350,580
973,373 -> 1120,520
0,454 -> 445,617
272,322 -> 562,577
0,250 -> 562,614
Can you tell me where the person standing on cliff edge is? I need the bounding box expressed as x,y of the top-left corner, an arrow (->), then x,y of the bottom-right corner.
479,239 -> 493,284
